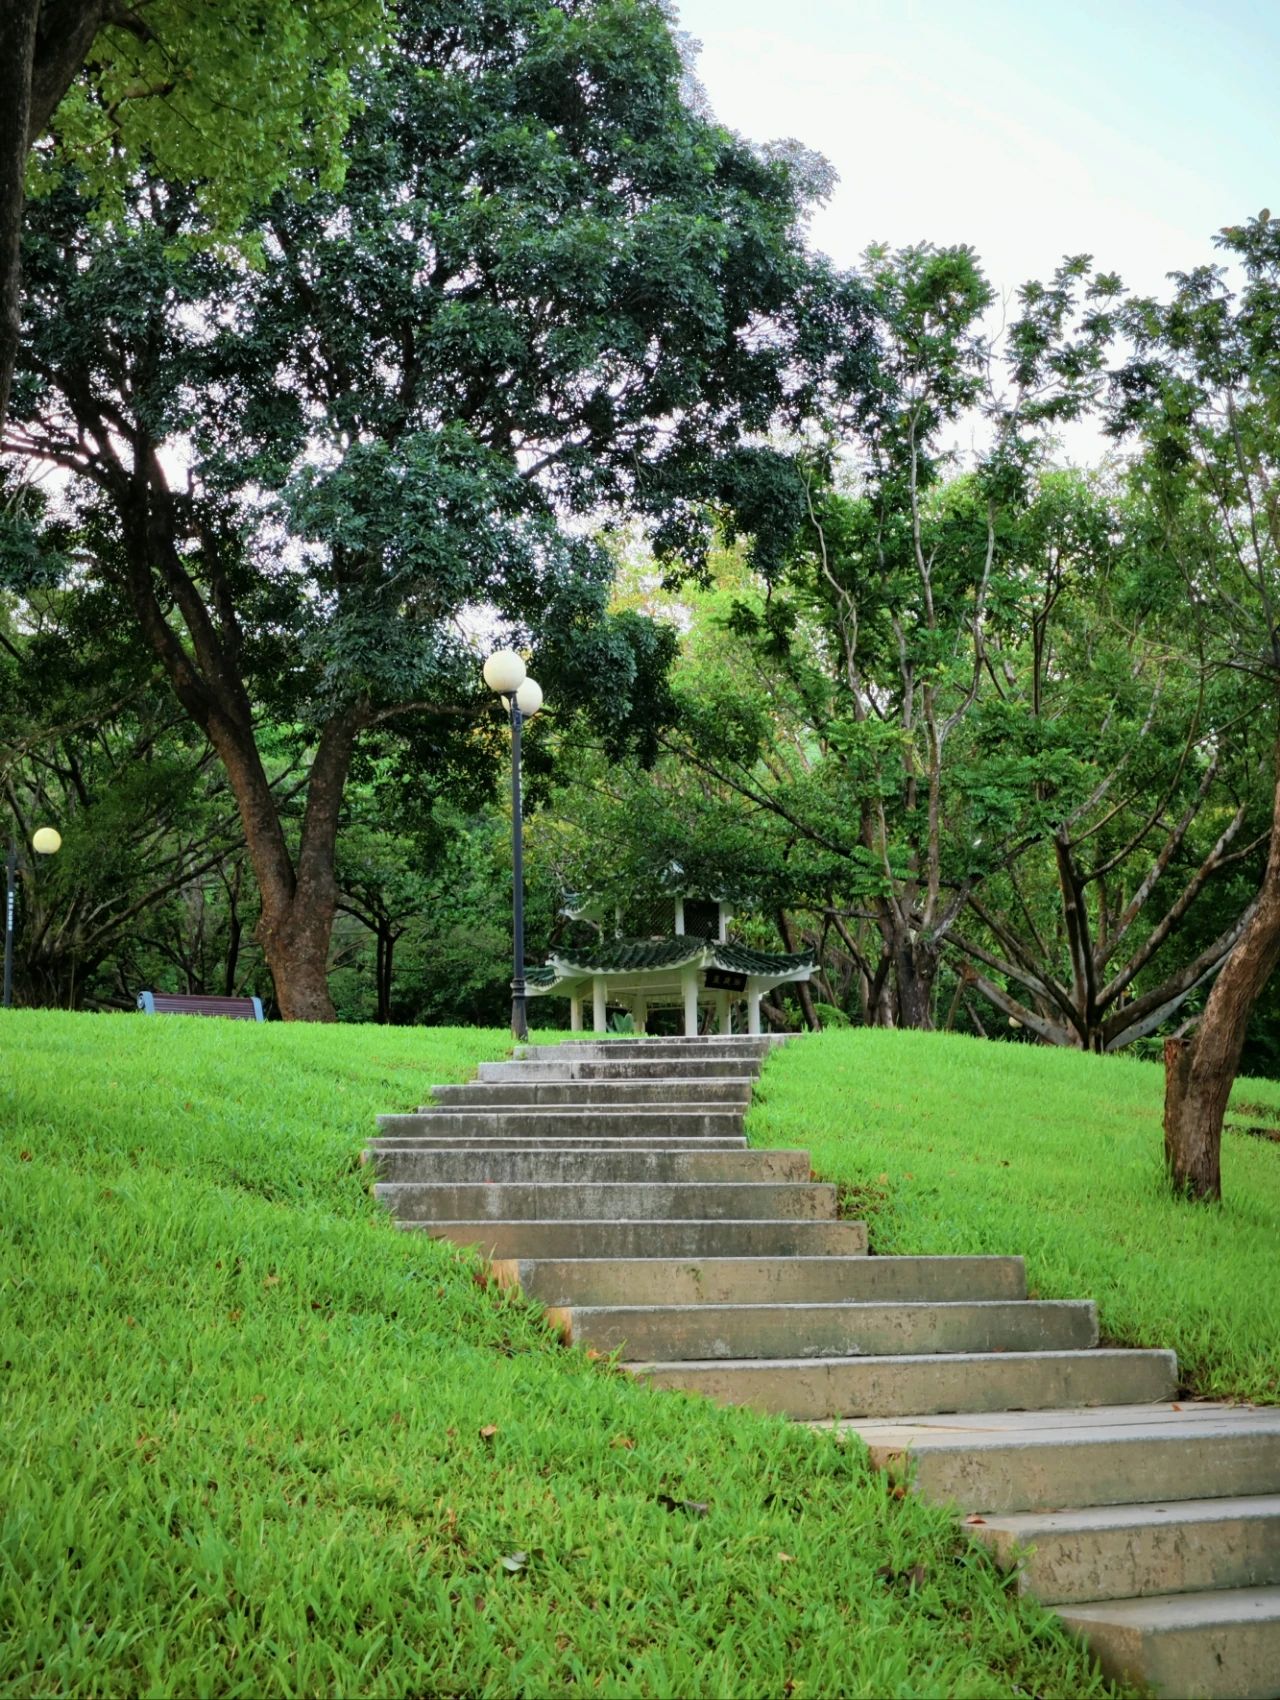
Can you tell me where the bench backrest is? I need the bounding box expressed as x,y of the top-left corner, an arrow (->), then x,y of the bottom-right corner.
137,991 -> 265,1020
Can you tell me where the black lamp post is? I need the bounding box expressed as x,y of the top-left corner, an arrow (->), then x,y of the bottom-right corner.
3,826 -> 62,1009
483,650 -> 544,1041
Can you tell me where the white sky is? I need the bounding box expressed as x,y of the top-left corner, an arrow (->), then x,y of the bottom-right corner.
674,0 -> 1280,306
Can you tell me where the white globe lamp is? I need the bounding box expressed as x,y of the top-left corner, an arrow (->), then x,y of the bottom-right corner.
483,650 -> 526,694
32,828 -> 62,856
514,677 -> 543,717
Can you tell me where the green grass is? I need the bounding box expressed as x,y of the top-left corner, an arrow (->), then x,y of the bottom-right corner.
0,1010 -> 1120,1699
751,1029 -> 1280,1405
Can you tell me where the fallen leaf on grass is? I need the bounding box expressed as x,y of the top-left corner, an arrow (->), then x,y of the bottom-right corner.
778,1552 -> 796,1563
479,1424 -> 499,1443
610,1435 -> 636,1450
876,1562 -> 928,1589
657,1493 -> 709,1518
500,1552 -> 528,1573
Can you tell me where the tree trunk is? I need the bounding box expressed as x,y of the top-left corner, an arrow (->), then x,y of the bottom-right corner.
1163,747 -> 1280,1202
0,0 -> 39,428
260,903 -> 339,1022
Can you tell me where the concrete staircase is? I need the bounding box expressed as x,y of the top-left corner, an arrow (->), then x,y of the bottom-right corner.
366,1035 -> 1280,1699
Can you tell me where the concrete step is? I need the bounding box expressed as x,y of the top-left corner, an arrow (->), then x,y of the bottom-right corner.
478,1059 -> 761,1083
1056,1585 -> 1280,1699
493,1254 -> 1027,1308
366,1147 -> 812,1184
377,1110 -> 747,1139
427,1079 -> 753,1108
971,1494 -> 1280,1606
556,1299 -> 1097,1360
849,1405 -> 1280,1514
402,1217 -> 868,1259
366,1137 -> 749,1152
374,1179 -> 837,1222
631,1348 -> 1178,1420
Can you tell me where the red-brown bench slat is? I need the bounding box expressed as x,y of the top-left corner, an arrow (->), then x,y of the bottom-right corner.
137,992 -> 265,1020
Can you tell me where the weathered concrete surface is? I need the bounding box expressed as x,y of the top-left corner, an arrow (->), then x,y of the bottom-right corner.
366,1147 -> 810,1184
477,1058 -> 761,1082
971,1493 -> 1280,1604
367,1136 -> 749,1152
427,1078 -> 753,1108
494,1254 -> 1021,1307
375,1179 -> 837,1222
377,1109 -> 748,1139
842,1405 -> 1280,1513
630,1348 -> 1178,1420
404,1216 -> 869,1259
558,1298 -> 1096,1360
1057,1586 -> 1280,1700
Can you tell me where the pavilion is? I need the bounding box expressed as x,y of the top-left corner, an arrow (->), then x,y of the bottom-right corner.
526,890 -> 815,1036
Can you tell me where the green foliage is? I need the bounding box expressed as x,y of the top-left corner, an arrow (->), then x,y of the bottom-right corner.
32,0 -> 388,245
751,1031 -> 1280,1402
0,1011 -> 1117,1698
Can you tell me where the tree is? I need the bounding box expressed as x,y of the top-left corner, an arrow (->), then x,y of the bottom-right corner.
1107,211 -> 1280,1198
6,0 -> 870,1019
0,0 -> 384,426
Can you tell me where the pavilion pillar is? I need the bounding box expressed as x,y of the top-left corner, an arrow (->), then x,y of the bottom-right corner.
681,967 -> 699,1038
569,994 -> 582,1032
716,990 -> 731,1035
634,996 -> 647,1035
746,983 -> 762,1036
592,977 -> 608,1033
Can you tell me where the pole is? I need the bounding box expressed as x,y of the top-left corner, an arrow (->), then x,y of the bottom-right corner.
3,840 -> 16,1010
509,697 -> 528,1041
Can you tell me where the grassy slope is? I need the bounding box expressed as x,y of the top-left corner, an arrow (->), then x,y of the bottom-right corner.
751,1029 -> 1280,1405
0,1011 -> 1116,1700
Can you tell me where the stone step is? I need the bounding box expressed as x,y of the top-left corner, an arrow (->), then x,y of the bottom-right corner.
366,1137 -> 750,1152
631,1348 -> 1178,1420
971,1494 -> 1280,1606
366,1147 -> 811,1184
374,1179 -> 837,1222
493,1254 -> 1028,1307
377,1110 -> 747,1139
401,1218 -> 867,1259
427,1079 -> 754,1107
478,1059 -> 761,1082
851,1405 -> 1280,1514
1056,1586 -> 1280,1700
556,1299 -> 1097,1360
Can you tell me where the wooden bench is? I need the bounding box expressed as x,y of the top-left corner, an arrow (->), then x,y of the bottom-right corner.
137,991 -> 265,1020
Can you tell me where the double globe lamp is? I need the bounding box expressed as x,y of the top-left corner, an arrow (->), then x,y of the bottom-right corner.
483,650 -> 544,1040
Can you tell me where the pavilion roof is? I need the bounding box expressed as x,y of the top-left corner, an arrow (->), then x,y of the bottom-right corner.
526,934 -> 815,994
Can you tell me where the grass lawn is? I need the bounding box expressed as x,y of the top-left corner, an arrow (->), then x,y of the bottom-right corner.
751,1029 -> 1280,1405
0,1010 -> 1120,1699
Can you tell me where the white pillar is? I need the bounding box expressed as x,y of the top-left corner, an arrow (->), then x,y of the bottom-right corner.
747,983 -> 762,1036
674,897 -> 685,935
682,967 -> 699,1037
569,994 -> 582,1032
716,990 -> 731,1035
634,997 -> 647,1035
592,977 -> 608,1033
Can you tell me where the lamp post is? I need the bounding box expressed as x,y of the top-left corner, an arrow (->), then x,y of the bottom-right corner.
3,826 -> 62,1009
483,650 -> 544,1041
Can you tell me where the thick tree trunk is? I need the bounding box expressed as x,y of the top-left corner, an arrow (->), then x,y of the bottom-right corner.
1163,748 -> 1280,1202
0,0 -> 39,428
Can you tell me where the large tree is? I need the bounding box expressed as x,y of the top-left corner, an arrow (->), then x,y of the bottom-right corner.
0,0 -> 383,427
1107,212 -> 1280,1199
5,0 -> 870,1019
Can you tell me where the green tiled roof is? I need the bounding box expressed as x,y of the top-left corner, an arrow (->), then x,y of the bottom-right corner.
530,935 -> 816,988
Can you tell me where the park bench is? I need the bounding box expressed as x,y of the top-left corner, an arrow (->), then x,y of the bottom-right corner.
137,991 -> 265,1020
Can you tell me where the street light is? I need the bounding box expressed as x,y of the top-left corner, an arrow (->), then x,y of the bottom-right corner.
484,650 -> 544,1040
3,826 -> 62,1009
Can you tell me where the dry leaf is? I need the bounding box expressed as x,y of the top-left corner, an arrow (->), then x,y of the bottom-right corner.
778,1551 -> 796,1563
263,1274 -> 280,1289
610,1435 -> 636,1450
964,1515 -> 987,1525
500,1551 -> 528,1573
479,1424 -> 499,1442
656,1493 -> 709,1518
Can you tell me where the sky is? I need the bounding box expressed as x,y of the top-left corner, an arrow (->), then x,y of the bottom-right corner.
673,0 -> 1280,306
